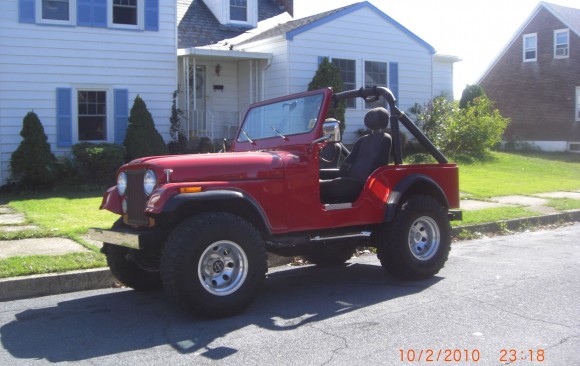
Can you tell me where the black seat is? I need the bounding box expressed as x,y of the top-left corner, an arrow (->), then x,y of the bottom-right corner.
320,107 -> 392,203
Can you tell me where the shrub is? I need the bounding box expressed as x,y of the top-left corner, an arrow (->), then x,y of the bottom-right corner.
10,111 -> 57,188
308,57 -> 346,132
167,89 -> 188,154
124,95 -> 168,161
72,142 -> 126,186
409,95 -> 510,160
459,84 -> 486,109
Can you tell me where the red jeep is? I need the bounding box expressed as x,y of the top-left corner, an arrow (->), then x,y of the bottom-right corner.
90,87 -> 461,318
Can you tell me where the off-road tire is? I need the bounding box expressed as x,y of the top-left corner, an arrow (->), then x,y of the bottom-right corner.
103,220 -> 162,291
161,213 -> 267,318
303,244 -> 356,266
376,195 -> 451,280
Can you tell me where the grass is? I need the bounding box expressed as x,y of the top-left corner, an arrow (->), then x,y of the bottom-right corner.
1,151 -> 580,278
459,151 -> 580,199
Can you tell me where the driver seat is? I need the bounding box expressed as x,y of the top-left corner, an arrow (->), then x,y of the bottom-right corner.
320,107 -> 392,203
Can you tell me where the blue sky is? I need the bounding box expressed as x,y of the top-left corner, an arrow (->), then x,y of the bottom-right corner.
296,0 -> 580,98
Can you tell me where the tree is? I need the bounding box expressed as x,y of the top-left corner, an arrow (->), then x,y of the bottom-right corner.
167,89 -> 187,154
10,111 -> 57,188
459,84 -> 486,109
123,95 -> 168,161
308,57 -> 346,132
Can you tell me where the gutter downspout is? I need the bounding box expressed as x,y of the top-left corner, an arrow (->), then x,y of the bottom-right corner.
260,56 -> 273,102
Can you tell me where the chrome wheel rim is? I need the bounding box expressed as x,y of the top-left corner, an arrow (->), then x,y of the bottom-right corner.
408,216 -> 440,261
198,241 -> 248,296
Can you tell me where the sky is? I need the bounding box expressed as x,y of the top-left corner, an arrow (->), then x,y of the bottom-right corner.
294,0 -> 580,99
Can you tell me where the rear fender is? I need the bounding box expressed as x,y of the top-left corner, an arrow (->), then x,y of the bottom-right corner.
384,174 -> 449,223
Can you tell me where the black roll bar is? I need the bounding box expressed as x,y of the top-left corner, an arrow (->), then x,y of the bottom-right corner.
333,86 -> 448,164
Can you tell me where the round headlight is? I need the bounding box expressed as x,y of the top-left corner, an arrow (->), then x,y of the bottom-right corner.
144,170 -> 157,196
117,172 -> 127,196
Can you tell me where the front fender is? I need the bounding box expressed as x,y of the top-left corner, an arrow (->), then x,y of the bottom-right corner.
155,190 -> 272,234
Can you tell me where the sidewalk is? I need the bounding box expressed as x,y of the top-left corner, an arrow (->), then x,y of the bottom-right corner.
1,191 -> 580,301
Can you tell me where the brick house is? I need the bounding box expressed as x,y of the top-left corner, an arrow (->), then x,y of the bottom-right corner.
478,2 -> 580,152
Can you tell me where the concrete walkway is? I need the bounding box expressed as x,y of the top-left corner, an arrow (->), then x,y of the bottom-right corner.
1,191 -> 580,301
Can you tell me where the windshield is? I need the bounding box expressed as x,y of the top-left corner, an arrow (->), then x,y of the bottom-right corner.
238,93 -> 324,143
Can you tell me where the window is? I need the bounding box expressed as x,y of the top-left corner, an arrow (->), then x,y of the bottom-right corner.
365,61 -> 388,108
78,91 -> 107,141
230,0 -> 247,22
113,0 -> 138,25
42,0 -> 69,21
523,33 -> 537,62
332,58 -> 356,108
554,29 -> 569,58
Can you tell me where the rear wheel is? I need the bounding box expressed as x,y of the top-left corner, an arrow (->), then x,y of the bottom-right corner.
376,195 -> 451,280
161,213 -> 267,318
103,220 -> 162,291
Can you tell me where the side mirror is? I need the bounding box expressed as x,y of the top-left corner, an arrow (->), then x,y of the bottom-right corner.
322,119 -> 342,143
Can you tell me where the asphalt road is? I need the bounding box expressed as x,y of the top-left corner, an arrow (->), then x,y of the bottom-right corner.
1,224 -> 579,365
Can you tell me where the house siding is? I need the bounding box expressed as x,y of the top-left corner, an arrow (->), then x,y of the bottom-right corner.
0,0 -> 177,185
240,6 -> 435,143
479,7 -> 580,145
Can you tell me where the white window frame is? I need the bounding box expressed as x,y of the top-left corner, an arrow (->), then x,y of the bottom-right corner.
576,86 -> 580,122
109,0 -> 144,30
523,33 -> 537,62
364,60 -> 388,109
227,0 -> 256,27
331,57 -> 357,109
72,87 -> 113,144
554,29 -> 570,59
36,0 -> 76,25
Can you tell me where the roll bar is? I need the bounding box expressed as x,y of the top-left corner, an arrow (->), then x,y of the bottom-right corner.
333,86 -> 448,164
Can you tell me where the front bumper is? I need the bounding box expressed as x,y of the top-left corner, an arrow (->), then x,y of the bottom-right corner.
88,227 -> 169,250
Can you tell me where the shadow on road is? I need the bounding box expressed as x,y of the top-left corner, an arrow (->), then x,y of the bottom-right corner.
1,260 -> 442,363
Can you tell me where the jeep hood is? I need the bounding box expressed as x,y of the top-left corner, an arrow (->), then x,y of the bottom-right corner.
126,152 -> 286,182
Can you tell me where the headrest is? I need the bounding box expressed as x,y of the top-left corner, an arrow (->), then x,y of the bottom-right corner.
364,107 -> 389,130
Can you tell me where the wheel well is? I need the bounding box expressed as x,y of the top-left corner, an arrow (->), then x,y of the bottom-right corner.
385,178 -> 449,223
158,196 -> 270,235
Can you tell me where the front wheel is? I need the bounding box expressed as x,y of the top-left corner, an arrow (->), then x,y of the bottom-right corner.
161,213 -> 267,318
376,195 -> 451,280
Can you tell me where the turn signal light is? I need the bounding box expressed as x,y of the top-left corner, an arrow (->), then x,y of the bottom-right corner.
179,186 -> 203,193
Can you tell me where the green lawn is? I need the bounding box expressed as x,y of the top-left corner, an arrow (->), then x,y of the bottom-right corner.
1,151 -> 579,278
459,151 -> 580,199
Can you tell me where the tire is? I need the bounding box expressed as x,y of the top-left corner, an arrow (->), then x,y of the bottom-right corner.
304,244 -> 356,266
103,220 -> 162,291
376,195 -> 451,280
161,213 -> 267,318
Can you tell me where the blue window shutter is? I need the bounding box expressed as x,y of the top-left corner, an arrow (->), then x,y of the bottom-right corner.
389,62 -> 399,102
114,89 -> 129,144
56,88 -> 73,147
19,0 -> 35,23
145,0 -> 159,31
77,0 -> 92,26
93,0 -> 107,28
78,0 -> 107,27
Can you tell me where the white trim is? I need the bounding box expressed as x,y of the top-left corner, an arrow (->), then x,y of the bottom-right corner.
36,0 -> 76,25
554,28 -> 570,59
523,33 -> 537,62
71,86 -> 114,144
576,86 -> 580,122
178,47 -> 271,61
108,0 -> 145,30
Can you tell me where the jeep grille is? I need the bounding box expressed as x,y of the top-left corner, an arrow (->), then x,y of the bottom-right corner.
126,169 -> 148,226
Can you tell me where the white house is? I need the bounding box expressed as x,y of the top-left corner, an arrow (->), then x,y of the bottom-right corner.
177,1 -> 459,143
0,0 -> 459,186
0,0 -> 177,185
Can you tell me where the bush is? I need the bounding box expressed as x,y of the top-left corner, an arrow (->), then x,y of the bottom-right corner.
72,142 -> 126,186
124,95 -> 168,161
10,111 -> 57,188
409,95 -> 510,160
459,84 -> 486,109
308,57 -> 346,131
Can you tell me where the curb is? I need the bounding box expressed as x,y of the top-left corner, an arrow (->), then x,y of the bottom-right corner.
1,210 -> 579,302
